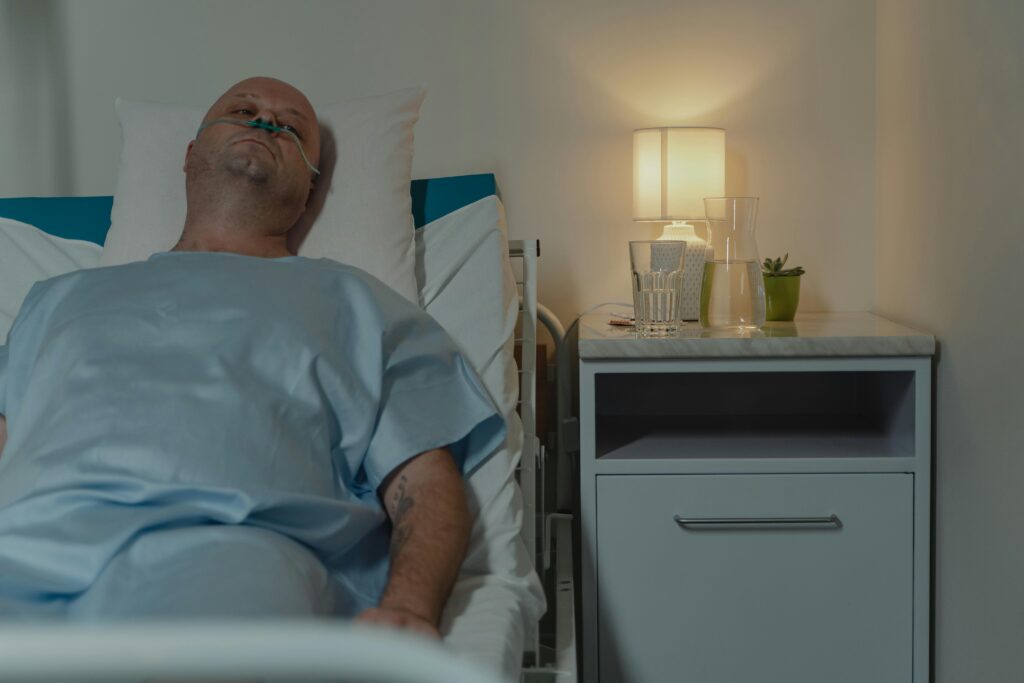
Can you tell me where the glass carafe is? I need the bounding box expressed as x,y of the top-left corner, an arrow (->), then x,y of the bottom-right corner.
700,197 -> 765,329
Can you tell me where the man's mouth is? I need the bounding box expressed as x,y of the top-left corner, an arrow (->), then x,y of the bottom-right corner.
233,137 -> 273,155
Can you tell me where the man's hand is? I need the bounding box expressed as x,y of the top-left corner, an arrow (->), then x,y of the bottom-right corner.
360,447 -> 469,639
356,606 -> 440,640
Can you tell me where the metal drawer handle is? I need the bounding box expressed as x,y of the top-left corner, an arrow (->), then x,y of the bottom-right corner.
673,514 -> 842,530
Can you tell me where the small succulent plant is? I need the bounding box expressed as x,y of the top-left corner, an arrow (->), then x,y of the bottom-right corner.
762,254 -> 805,277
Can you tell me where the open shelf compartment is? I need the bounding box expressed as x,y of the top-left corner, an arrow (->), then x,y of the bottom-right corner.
594,370 -> 916,460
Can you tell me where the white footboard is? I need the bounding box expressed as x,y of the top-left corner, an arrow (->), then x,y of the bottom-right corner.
0,621 -> 507,682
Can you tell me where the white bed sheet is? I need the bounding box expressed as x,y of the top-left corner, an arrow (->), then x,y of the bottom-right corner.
0,218 -> 102,340
418,196 -> 545,681
442,575 -> 531,680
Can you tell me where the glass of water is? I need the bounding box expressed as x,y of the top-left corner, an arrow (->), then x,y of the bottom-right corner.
629,240 -> 686,335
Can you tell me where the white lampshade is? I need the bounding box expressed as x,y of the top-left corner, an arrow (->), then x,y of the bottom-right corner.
633,127 -> 725,221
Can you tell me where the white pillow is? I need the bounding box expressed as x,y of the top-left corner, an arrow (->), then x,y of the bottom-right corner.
417,197 -> 545,648
100,88 -> 425,303
0,218 -> 102,341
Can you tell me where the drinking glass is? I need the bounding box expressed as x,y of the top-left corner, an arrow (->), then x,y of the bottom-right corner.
630,241 -> 686,335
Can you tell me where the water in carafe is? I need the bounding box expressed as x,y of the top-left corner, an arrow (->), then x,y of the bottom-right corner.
700,260 -> 765,329
700,197 -> 765,329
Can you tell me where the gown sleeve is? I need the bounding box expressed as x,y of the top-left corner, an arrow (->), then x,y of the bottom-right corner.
347,288 -> 506,495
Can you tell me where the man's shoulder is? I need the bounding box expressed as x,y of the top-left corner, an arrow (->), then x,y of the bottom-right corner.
299,257 -> 419,309
26,263 -> 106,299
31,258 -> 155,296
13,260 -> 141,321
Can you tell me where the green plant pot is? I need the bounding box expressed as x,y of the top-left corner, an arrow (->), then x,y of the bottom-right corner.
763,274 -> 802,321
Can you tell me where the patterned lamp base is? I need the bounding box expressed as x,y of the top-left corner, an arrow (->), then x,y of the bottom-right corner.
658,222 -> 711,321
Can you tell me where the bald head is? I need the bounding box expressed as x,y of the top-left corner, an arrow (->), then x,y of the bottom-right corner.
176,77 -> 322,258
198,77 -> 321,173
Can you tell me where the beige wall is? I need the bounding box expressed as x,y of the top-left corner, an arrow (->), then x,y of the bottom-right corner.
0,1 -> 72,196
2,0 -> 875,325
876,1 -> 1024,680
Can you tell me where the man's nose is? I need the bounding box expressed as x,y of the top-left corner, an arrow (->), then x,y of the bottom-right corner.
253,105 -> 277,123
251,110 -> 281,134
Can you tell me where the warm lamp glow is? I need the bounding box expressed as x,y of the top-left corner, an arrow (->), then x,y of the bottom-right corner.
632,127 -> 725,221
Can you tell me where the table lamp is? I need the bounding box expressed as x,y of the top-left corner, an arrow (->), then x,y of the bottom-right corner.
633,127 -> 725,320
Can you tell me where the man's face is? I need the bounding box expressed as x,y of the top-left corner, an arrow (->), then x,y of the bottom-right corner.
185,77 -> 321,199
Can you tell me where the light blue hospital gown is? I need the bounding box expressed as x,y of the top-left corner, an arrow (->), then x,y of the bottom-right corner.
0,252 -> 504,620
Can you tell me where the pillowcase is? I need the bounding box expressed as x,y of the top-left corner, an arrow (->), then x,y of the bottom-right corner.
100,88 -> 425,303
0,218 -> 102,341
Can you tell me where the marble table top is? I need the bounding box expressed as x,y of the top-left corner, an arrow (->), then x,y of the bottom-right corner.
578,311 -> 935,359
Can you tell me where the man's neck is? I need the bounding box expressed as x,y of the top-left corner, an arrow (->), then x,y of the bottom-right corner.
176,186 -> 298,258
172,231 -> 290,258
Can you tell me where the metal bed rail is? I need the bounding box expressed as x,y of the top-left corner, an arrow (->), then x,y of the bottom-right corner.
509,239 -> 542,666
511,240 -> 577,682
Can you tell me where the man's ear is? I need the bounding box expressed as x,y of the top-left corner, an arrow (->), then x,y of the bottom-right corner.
183,140 -> 194,173
288,177 -> 317,227
305,176 -> 317,204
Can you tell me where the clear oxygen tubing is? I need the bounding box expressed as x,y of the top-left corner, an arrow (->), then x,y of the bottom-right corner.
196,118 -> 320,176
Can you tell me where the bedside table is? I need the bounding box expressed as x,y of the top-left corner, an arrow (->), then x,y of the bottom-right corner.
577,312 -> 935,683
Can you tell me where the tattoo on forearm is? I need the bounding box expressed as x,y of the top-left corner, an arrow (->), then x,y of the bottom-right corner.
390,475 -> 415,555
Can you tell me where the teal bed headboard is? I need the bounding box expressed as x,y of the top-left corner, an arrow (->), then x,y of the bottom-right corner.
0,173 -> 497,246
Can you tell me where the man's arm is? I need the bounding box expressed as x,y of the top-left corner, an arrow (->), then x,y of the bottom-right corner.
0,414 -> 6,460
356,447 -> 470,638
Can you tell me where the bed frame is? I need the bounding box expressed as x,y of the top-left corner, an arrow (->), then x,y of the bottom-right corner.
0,174 -> 577,683
512,241 -> 576,683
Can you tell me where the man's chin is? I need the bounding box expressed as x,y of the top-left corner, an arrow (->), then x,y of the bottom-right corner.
224,156 -> 273,185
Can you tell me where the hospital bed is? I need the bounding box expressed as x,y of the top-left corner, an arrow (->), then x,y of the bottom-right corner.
0,174 -> 577,682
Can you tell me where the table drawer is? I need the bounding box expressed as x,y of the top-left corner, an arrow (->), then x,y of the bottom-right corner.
596,473 -> 913,683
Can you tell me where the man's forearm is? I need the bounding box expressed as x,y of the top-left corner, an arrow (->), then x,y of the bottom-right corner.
380,449 -> 470,626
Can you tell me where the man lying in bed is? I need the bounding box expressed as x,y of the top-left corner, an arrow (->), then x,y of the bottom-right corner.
0,77 -> 504,640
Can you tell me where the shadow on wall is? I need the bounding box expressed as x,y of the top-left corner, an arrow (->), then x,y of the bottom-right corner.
0,0 -> 73,196
535,3 -> 803,123
501,0 -> 875,316
706,1 -> 874,314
